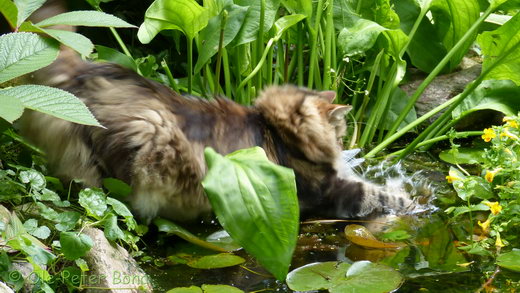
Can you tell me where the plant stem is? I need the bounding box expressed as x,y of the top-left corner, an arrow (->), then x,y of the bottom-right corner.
322,0 -> 334,89
385,131 -> 483,157
187,37 -> 193,94
222,48 -> 232,98
237,39 -> 275,93
161,59 -> 179,92
384,5 -> 494,139
296,22 -> 304,86
307,0 -> 324,88
256,0 -> 266,91
214,10 -> 228,96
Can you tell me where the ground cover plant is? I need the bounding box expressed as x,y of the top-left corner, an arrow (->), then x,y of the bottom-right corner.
0,0 -> 520,292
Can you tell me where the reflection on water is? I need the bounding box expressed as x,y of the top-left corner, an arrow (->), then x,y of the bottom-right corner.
140,154 -> 493,292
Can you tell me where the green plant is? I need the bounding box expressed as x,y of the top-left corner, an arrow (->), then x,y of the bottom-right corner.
442,115 -> 520,287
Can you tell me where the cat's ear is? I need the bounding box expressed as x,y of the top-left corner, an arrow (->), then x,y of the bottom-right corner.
319,90 -> 337,103
328,105 -> 352,121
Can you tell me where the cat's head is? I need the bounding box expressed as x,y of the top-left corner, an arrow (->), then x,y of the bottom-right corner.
255,85 -> 351,165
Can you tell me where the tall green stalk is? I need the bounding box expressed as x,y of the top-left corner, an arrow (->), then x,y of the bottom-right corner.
307,0 -> 324,88
187,37 -> 193,94
322,0 -> 334,90
384,5 -> 494,140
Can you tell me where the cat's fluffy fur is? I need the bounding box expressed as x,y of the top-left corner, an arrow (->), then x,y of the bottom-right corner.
21,47 -> 415,221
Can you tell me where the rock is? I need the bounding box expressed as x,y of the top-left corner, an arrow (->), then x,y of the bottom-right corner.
0,281 -> 15,293
83,228 -> 152,293
400,63 -> 482,118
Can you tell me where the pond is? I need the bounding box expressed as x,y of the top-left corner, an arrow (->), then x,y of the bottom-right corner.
139,152 -> 516,292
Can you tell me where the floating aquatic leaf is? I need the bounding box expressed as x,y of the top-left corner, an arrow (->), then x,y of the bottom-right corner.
345,224 -> 406,249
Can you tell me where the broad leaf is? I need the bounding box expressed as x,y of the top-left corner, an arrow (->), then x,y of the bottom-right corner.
23,219 -> 50,239
19,169 -> 45,190
186,253 -> 245,269
0,85 -> 101,127
337,19 -> 386,56
202,147 -> 299,280
103,213 -> 125,241
286,261 -> 403,293
138,0 -> 209,43
0,32 -> 59,84
281,0 -> 312,17
383,87 -> 417,130
78,188 -> 108,219
439,148 -> 486,165
201,284 -> 244,293
452,80 -> 520,119
195,3 -> 249,72
95,45 -> 137,72
154,218 -> 232,252
0,0 -> 18,28
0,94 -> 24,123
497,250 -> 520,272
60,232 -> 93,260
14,0 -> 45,27
35,11 -> 135,28
273,14 -> 306,41
478,12 -> 520,85
38,28 -> 94,56
230,0 -> 281,47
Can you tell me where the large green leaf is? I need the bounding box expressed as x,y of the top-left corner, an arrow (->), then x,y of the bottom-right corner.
478,12 -> 520,85
338,19 -> 386,56
0,32 -> 59,84
138,0 -> 209,43
38,28 -> 94,57
78,188 -> 108,219
281,0 -> 312,17
35,11 -> 136,28
95,45 -> 137,72
186,253 -> 245,269
0,94 -> 24,123
382,88 -> 417,130
14,0 -> 45,27
0,0 -> 18,28
60,232 -> 93,261
0,85 -> 101,127
430,0 -> 480,71
497,250 -> 520,272
286,261 -> 403,293
195,2 -> 249,73
202,147 -> 299,280
452,80 -> 520,119
273,14 -> 306,41
230,0 -> 281,47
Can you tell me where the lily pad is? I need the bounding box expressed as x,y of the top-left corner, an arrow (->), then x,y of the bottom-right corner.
187,253 -> 245,269
286,261 -> 403,293
344,225 -> 405,249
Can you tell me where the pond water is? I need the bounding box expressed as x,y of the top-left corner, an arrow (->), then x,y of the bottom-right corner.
139,153 -> 513,292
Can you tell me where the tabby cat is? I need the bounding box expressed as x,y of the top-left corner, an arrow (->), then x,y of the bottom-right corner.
21,45 -> 415,222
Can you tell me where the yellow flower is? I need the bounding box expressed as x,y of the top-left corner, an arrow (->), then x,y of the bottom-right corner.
500,127 -> 519,140
495,233 -> 505,248
484,201 -> 502,215
478,218 -> 491,234
482,128 -> 496,142
446,169 -> 463,183
503,116 -> 519,128
485,169 -> 500,183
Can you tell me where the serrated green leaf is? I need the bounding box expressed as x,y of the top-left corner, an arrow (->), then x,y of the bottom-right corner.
14,0 -> 46,27
138,0 -> 209,43
38,28 -> 94,56
0,94 -> 24,123
0,32 -> 59,83
35,10 -> 136,28
202,147 -> 299,280
60,232 -> 93,260
0,0 -> 18,28
78,188 -> 108,219
0,85 -> 101,127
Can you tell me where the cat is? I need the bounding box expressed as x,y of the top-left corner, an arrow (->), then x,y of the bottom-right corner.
20,45 -> 416,222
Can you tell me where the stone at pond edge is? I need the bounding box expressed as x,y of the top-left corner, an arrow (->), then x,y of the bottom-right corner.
83,227 -> 152,292
0,281 -> 15,293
